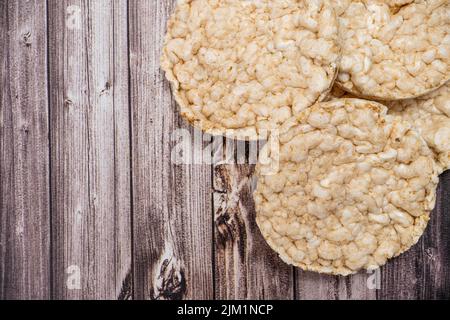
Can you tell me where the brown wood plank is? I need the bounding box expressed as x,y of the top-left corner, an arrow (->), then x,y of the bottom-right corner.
214,140 -> 294,299
129,0 -> 214,300
0,0 -> 51,300
48,0 -> 132,299
378,171 -> 450,300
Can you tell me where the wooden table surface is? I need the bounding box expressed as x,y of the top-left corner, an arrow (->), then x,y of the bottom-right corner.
1,0 -> 449,300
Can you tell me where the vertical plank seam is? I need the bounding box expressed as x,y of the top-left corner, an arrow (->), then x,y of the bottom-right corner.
83,3 -> 94,293
126,0 -> 136,301
45,0 -> 54,300
376,269 -> 380,300
419,238 -> 427,299
111,0 -> 118,298
211,140 -> 216,300
292,268 -> 297,300
0,1 -> 3,298
6,2 -> 17,242
0,0 -> 12,299
86,2 -> 93,204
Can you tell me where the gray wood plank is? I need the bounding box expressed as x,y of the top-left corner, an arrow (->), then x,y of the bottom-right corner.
214,141 -> 294,300
296,271 -> 377,300
129,0 -> 214,300
378,171 -> 450,300
48,0 -> 132,299
0,0 -> 51,300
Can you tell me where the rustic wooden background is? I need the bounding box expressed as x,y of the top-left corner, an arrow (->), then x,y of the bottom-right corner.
1,0 -> 449,300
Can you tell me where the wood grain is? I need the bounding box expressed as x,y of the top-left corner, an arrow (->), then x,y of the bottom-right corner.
0,0 -> 51,300
48,0 -> 132,299
128,0 -> 213,300
296,271 -> 377,300
214,141 -> 294,300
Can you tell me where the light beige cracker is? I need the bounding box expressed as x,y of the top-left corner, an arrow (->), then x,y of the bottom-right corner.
255,99 -> 439,275
161,0 -> 341,140
327,83 -> 450,172
387,82 -> 450,172
335,0 -> 450,100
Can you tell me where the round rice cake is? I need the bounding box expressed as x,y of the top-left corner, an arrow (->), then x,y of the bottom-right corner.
254,99 -> 439,275
335,0 -> 450,100
387,82 -> 450,172
161,0 -> 341,140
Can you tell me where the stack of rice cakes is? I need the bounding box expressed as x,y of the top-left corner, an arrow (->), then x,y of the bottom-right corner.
161,0 -> 450,275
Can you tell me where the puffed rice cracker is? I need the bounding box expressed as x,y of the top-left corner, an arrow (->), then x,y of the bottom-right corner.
327,83 -> 450,173
387,82 -> 450,172
335,0 -> 450,100
254,99 -> 440,275
161,0 -> 341,140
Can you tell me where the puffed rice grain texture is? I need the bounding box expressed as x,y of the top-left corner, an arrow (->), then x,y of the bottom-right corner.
335,0 -> 450,100
254,99 -> 440,275
161,0 -> 341,140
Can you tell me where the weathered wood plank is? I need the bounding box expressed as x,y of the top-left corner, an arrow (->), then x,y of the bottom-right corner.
0,0 -> 51,300
378,172 -> 450,300
48,0 -> 132,299
129,0 -> 213,300
296,271 -> 377,300
1,0 -> 448,301
214,140 -> 294,300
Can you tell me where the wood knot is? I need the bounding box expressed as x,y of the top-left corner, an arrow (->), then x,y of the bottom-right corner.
22,125 -> 30,134
21,31 -> 32,47
64,99 -> 73,107
100,81 -> 111,95
425,248 -> 435,261
118,269 -> 133,300
152,256 -> 186,300
213,165 -> 252,249
215,208 -> 237,245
